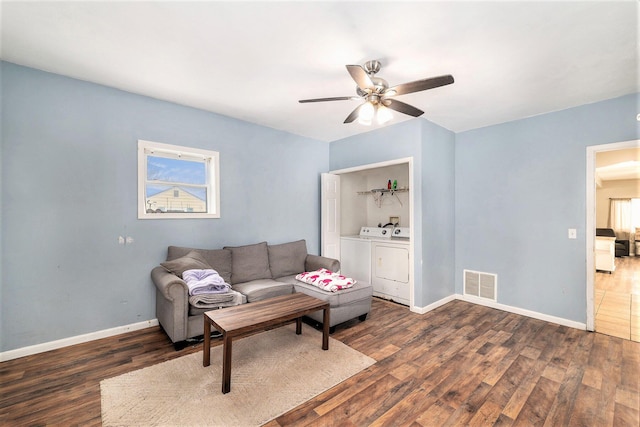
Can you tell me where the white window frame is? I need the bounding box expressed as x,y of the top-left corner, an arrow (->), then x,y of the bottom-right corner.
137,140 -> 220,219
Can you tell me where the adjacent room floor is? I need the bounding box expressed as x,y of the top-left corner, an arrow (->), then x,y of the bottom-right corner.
595,256 -> 640,342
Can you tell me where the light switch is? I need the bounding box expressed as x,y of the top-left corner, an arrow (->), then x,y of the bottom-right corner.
568,229 -> 577,239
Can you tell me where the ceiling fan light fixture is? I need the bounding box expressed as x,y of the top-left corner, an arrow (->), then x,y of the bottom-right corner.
358,101 -> 375,122
376,105 -> 393,124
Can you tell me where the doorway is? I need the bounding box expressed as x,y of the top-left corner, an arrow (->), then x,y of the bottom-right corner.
586,140 -> 640,342
322,157 -> 415,309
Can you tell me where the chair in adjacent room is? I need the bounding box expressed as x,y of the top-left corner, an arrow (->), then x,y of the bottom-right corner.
596,228 -> 630,257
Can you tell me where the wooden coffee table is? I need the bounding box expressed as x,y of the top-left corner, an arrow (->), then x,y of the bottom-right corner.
203,293 -> 330,393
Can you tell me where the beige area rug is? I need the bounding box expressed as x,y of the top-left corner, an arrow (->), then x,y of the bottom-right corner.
101,324 -> 375,426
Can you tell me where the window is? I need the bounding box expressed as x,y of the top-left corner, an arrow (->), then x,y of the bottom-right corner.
138,140 -> 220,219
633,198 -> 640,229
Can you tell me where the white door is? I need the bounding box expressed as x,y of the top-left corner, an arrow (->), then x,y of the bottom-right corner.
321,173 -> 340,260
373,243 -> 410,283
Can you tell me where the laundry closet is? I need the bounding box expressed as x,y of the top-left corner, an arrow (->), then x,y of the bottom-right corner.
322,160 -> 413,307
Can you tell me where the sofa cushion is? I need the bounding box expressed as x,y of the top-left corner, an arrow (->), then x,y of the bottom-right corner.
232,279 -> 294,303
224,242 -> 272,284
268,239 -> 307,278
160,251 -> 211,277
166,246 -> 232,283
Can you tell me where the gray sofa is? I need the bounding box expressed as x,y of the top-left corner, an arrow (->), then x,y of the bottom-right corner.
151,239 -> 372,347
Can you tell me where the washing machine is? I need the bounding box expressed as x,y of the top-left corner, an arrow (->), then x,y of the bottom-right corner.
339,226 -> 395,284
341,227 -> 411,306
339,227 -> 388,283
371,227 -> 410,306
340,236 -> 371,284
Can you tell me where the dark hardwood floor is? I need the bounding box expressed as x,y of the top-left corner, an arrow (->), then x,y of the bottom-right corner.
1,298 -> 638,426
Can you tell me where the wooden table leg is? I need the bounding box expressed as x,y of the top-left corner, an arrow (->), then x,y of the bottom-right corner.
203,317 -> 211,367
322,306 -> 330,350
222,333 -> 232,394
296,317 -> 302,334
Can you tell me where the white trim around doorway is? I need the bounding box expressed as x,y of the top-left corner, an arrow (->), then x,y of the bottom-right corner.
585,139 -> 640,331
330,157 -> 415,311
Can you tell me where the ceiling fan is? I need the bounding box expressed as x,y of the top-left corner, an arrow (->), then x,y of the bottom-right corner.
299,60 -> 454,125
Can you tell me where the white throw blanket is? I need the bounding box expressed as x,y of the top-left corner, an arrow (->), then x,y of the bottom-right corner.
183,269 -> 231,296
295,268 -> 356,292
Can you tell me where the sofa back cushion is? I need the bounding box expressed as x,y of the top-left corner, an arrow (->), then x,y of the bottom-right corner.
224,242 -> 272,284
165,246 -> 232,283
268,239 -> 307,278
160,250 -> 211,278
596,228 -> 616,238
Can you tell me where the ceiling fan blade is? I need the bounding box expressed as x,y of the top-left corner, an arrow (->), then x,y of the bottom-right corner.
344,104 -> 364,123
299,96 -> 357,103
346,65 -> 374,90
384,99 -> 424,117
386,74 -> 454,96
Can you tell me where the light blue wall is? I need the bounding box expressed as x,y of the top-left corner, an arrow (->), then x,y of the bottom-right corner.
421,120 -> 456,304
3,58 -> 637,353
455,93 -> 640,323
329,118 -> 456,308
1,62 -> 329,352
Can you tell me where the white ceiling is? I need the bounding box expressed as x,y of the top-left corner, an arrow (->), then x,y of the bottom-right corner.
596,161 -> 640,181
1,1 -> 638,142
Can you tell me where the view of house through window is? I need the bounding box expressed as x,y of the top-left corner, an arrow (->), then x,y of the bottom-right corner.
146,155 -> 207,213
138,140 -> 220,219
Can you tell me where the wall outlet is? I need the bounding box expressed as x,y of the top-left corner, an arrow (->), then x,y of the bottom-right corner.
568,228 -> 577,239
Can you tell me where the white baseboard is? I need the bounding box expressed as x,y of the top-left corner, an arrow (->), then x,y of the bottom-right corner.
411,294 -> 457,314
2,295 -> 587,362
0,319 -> 159,362
412,294 -> 586,331
454,294 -> 587,330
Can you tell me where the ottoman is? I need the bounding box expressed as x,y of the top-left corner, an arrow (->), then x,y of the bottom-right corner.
291,281 -> 373,330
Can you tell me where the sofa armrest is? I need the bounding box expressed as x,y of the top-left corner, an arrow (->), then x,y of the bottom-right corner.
615,239 -> 630,255
151,266 -> 191,343
151,266 -> 189,300
616,239 -> 630,249
305,254 -> 340,272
